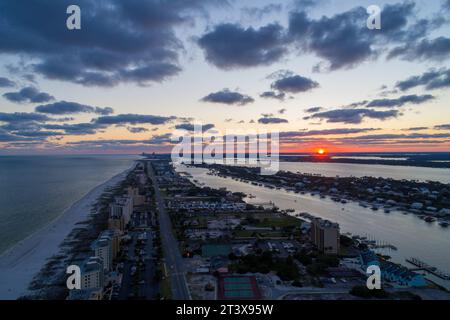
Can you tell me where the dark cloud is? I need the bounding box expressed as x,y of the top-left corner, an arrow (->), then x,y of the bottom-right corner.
434,124 -> 450,130
198,23 -> 287,69
366,94 -> 435,108
288,2 -> 436,70
260,91 -> 286,101
277,130 -> 450,146
288,8 -> 373,70
270,72 -> 319,94
0,115 -> 107,137
379,2 -> 424,41
305,106 -> 323,113
0,128 -> 32,142
0,0 -> 224,86
292,0 -> 318,9
43,123 -> 107,135
258,117 -> 288,124
127,127 -> 149,133
35,101 -> 114,115
444,0 -> 450,11
3,87 -> 54,103
65,133 -> 175,149
342,132 -> 450,140
401,127 -> 429,131
346,100 -> 369,108
147,133 -> 174,145
174,123 -> 215,132
280,128 -> 378,139
67,139 -> 145,147
278,108 -> 287,114
0,77 -> 15,88
308,108 -> 399,124
93,114 -> 176,125
395,68 -> 450,91
0,112 -> 50,123
8,130 -> 62,138
0,121 -> 41,133
201,89 -> 254,105
388,37 -> 450,61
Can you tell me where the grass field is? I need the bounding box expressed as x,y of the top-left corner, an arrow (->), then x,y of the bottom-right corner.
255,216 -> 300,228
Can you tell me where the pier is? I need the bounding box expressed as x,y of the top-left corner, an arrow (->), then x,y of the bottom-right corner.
406,257 -> 450,280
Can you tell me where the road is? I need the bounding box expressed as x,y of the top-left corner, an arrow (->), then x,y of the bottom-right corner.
147,162 -> 191,300
117,220 -> 158,300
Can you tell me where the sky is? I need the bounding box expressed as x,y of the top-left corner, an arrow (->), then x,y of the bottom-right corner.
0,0 -> 450,154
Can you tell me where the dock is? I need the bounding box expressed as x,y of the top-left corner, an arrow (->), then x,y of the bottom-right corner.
406,257 -> 450,280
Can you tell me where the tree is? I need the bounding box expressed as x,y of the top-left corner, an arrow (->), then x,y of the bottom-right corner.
349,285 -> 389,299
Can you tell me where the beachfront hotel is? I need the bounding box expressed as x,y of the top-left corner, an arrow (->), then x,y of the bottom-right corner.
100,230 -> 121,260
81,257 -> 104,290
110,196 -> 133,225
310,218 -> 340,255
91,237 -> 112,272
127,186 -> 146,207
68,257 -> 104,300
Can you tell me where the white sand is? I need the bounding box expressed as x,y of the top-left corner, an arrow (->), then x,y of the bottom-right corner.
0,168 -> 132,300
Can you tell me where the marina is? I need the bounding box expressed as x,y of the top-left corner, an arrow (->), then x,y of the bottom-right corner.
406,258 -> 450,281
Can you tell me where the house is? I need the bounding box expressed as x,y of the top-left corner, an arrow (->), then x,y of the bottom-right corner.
359,250 -> 426,287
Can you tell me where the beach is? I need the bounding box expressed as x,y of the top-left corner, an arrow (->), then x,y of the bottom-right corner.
0,167 -> 132,300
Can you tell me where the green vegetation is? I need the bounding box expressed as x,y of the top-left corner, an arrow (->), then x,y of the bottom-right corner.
295,250 -> 339,276
256,216 -> 299,228
349,285 -> 390,299
229,251 -> 299,281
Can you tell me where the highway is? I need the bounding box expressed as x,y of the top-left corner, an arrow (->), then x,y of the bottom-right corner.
147,162 -> 191,300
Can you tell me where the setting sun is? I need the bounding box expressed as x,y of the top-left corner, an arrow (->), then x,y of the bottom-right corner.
317,149 -> 326,155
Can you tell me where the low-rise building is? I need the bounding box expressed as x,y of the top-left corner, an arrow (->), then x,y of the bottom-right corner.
359,250 -> 426,287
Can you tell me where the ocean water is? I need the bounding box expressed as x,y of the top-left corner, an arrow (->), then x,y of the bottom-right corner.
0,155 -> 138,254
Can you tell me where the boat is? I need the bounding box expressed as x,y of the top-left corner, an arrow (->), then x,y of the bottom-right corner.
439,221 -> 449,228
424,216 -> 436,223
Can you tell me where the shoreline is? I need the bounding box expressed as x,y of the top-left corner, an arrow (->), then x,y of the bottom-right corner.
0,165 -> 134,300
179,165 -> 450,291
